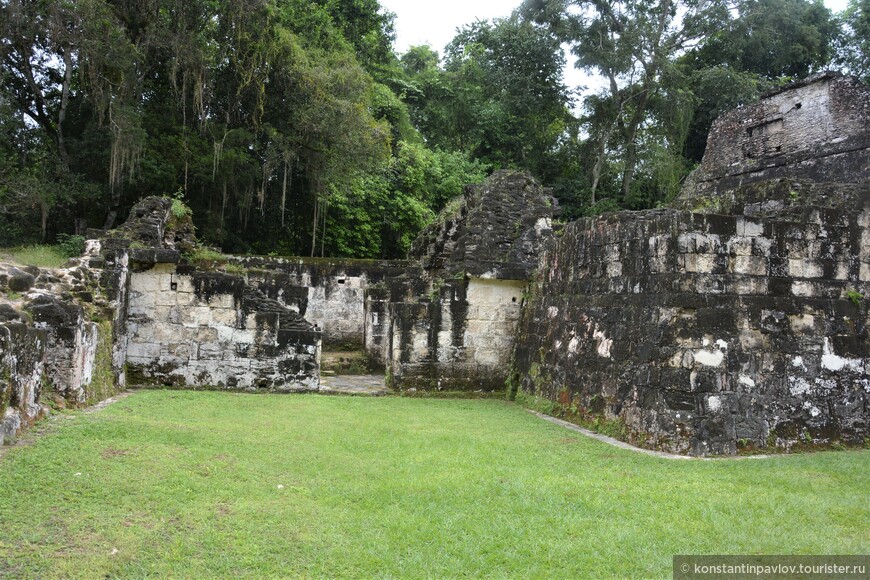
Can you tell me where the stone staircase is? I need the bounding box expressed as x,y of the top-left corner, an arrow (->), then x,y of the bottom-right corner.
318,350 -> 389,395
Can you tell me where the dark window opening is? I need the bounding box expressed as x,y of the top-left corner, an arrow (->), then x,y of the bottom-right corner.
337,278 -> 346,285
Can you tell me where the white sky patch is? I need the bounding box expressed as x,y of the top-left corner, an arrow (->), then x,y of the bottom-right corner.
381,0 -> 849,105
382,0 -> 521,56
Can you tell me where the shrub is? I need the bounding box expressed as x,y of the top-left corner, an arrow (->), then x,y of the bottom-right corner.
57,233 -> 86,258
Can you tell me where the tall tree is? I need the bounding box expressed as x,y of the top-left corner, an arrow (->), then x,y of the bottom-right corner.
677,0 -> 837,162
837,0 -> 870,80
401,17 -> 572,180
522,0 -> 730,202
684,0 -> 839,79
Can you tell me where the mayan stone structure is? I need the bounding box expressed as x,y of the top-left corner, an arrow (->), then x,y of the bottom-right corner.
104,198 -> 322,391
674,73 -> 870,215
0,241 -> 129,444
512,74 -> 870,455
2,73 -> 868,458
367,170 -> 558,391
226,255 -> 413,348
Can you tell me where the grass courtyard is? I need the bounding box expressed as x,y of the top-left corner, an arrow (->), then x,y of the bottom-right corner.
0,391 -> 867,578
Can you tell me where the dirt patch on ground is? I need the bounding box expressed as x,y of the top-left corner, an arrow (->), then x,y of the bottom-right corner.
101,447 -> 131,459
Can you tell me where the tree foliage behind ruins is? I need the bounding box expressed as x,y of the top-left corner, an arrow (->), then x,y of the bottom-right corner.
0,0 -> 485,258
0,0 -> 866,256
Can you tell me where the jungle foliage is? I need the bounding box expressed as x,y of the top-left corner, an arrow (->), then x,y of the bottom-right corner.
0,0 -> 865,256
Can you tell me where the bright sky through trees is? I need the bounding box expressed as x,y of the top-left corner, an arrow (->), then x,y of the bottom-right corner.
384,0 -> 849,54
382,0 -> 851,93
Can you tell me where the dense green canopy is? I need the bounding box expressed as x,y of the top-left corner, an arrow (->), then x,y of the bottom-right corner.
0,0 -> 861,256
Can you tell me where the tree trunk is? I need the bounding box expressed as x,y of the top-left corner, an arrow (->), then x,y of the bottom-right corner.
281,160 -> 289,227
220,181 -> 227,231
56,48 -> 73,167
40,199 -> 48,242
590,121 -> 616,205
320,198 -> 327,257
619,86 -> 651,203
590,70 -> 623,205
619,0 -> 670,202
310,197 -> 319,257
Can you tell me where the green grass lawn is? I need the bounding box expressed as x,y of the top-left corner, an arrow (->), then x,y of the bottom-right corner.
0,391 -> 867,578
0,245 -> 67,269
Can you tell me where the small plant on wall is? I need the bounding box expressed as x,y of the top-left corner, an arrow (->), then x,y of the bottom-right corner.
845,289 -> 864,307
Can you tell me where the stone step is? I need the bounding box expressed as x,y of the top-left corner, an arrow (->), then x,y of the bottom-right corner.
320,350 -> 371,375
318,374 -> 389,396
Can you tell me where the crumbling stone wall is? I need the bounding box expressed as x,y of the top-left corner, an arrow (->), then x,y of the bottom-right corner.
28,295 -> 100,404
374,170 -> 557,392
675,73 -> 870,215
512,208 -> 869,455
0,240 -> 129,443
512,75 -> 870,455
80,197 -> 322,392
410,171 -> 557,280
387,277 -> 526,391
226,256 -> 412,348
124,258 -> 321,392
363,286 -> 394,368
0,320 -> 47,445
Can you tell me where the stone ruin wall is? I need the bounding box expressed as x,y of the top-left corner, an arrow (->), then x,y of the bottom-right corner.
366,170 -> 558,392
0,321 -> 47,444
512,74 -> 870,455
382,277 -> 526,391
125,259 -> 321,392
226,256 -> 413,348
511,208 -> 870,455
0,243 -> 130,444
124,252 -> 413,389
675,73 -> 870,214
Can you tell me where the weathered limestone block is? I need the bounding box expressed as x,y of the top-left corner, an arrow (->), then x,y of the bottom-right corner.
125,263 -> 322,391
386,275 -> 527,392
0,323 -> 47,445
5,267 -> 36,292
26,295 -> 104,405
111,196 -> 195,254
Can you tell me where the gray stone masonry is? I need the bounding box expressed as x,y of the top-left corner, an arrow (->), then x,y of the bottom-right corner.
376,170 -> 558,392
0,322 -> 47,445
125,262 -> 322,392
513,74 -> 870,455
226,256 -> 412,348
0,238 -> 129,444
675,73 -> 870,215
